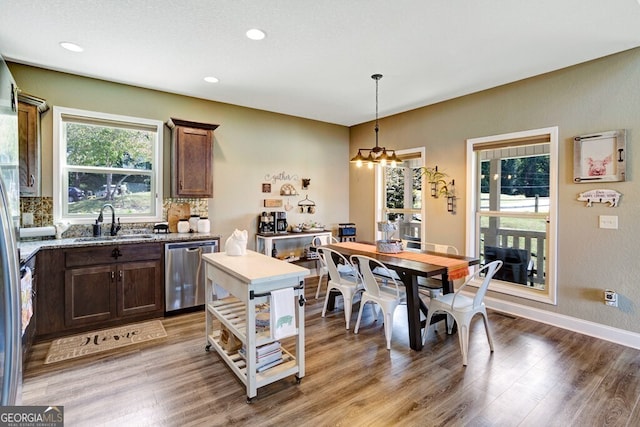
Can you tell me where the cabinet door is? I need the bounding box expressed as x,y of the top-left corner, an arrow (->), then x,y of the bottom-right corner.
35,249 -> 65,337
174,126 -> 213,197
116,259 -> 163,317
65,265 -> 116,327
18,101 -> 38,195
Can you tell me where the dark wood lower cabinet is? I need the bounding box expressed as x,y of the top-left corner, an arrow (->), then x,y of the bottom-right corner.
65,264 -> 115,327
117,260 -> 162,317
37,243 -> 164,340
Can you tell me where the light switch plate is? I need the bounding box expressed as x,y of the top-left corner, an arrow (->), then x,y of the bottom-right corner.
22,212 -> 34,226
599,215 -> 618,229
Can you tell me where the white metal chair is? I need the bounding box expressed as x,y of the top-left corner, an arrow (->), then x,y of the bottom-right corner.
418,243 -> 460,297
350,255 -> 406,350
319,247 -> 363,329
424,242 -> 459,255
422,260 -> 503,366
312,235 -> 352,298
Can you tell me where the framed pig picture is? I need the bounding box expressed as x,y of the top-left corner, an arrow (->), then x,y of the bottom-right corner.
573,129 -> 626,183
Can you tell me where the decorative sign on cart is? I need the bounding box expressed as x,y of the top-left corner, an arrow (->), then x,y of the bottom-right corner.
577,189 -> 621,207
573,130 -> 626,183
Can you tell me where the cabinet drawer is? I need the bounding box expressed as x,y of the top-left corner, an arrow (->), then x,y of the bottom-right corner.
65,243 -> 162,267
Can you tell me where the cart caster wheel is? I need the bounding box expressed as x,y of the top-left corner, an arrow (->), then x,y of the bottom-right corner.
295,376 -> 302,384
205,344 -> 211,352
246,397 -> 254,404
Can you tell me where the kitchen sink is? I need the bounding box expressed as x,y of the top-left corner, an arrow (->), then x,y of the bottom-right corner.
74,234 -> 155,242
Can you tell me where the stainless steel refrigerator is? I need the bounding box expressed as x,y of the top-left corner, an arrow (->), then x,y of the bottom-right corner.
0,55 -> 22,405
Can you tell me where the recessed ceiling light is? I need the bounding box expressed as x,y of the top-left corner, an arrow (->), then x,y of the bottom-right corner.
204,76 -> 219,83
59,41 -> 83,52
246,29 -> 266,41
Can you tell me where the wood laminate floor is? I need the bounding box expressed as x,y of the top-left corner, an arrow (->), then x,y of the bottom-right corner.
22,277 -> 640,426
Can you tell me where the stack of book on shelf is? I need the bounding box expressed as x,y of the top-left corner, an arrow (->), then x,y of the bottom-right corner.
239,341 -> 283,372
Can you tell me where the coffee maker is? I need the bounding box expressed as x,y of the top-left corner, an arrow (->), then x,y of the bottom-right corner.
274,211 -> 288,234
258,211 -> 274,234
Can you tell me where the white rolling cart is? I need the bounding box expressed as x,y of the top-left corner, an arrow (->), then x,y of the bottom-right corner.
203,250 -> 309,402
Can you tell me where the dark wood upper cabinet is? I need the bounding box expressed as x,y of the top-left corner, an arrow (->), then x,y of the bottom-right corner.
18,93 -> 48,196
166,118 -> 219,198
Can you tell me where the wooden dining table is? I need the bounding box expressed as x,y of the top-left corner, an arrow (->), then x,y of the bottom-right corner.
323,242 -> 480,351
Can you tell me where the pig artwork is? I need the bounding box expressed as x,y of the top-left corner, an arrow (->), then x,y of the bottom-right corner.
577,189 -> 621,207
587,155 -> 611,176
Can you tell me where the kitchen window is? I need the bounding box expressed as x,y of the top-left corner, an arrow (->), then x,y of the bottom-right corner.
53,107 -> 163,224
466,127 -> 558,305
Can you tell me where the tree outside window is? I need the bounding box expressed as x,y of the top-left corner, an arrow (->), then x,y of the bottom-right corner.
53,107 -> 163,223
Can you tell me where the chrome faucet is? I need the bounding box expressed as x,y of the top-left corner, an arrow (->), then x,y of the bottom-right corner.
97,203 -> 121,236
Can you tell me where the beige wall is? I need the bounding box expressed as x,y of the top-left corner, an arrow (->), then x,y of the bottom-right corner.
350,47 -> 640,334
11,46 -> 640,335
8,63 -> 350,250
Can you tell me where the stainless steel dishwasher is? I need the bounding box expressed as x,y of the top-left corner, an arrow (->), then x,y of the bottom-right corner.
165,239 -> 219,313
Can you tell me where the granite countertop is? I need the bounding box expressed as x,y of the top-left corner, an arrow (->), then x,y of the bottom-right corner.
19,232 -> 221,263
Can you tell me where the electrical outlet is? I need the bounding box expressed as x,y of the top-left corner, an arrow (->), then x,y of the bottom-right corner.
22,212 -> 34,226
604,289 -> 618,307
599,215 -> 618,229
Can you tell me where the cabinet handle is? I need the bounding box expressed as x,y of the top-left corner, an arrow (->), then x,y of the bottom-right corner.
111,248 -> 122,259
119,270 -> 123,281
179,180 -> 183,190
111,271 -> 115,281
29,174 -> 35,187
10,83 -> 16,112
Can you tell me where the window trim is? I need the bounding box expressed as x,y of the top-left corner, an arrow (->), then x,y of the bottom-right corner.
466,126 -> 558,305
53,106 -> 164,224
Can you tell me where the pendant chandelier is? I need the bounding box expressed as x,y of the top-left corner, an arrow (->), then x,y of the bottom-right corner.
350,74 -> 402,168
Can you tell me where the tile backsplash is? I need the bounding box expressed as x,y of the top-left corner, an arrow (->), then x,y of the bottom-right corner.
20,197 -> 53,227
19,196 -> 209,238
163,198 -> 208,218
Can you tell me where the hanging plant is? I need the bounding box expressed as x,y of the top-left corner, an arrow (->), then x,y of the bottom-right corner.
421,166 -> 450,198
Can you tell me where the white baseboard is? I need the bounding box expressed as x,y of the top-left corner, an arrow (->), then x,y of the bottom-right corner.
483,295 -> 640,350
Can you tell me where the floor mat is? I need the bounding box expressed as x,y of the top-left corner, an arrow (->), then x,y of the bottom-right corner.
44,320 -> 167,364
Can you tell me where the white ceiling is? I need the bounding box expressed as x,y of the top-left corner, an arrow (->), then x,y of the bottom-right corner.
2,0 -> 640,126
